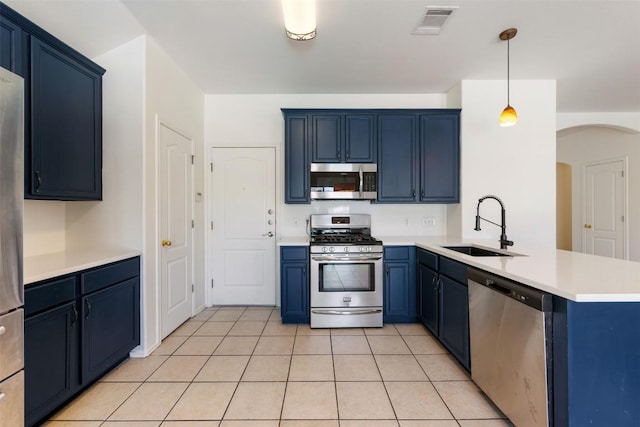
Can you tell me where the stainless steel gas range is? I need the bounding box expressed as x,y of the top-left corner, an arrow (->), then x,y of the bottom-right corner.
309,214 -> 383,328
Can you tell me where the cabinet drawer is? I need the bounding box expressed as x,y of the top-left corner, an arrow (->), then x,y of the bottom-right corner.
440,257 -> 467,284
0,371 -> 24,427
25,276 -> 76,316
81,257 -> 140,295
0,309 -> 24,379
384,246 -> 412,261
281,247 -> 308,262
417,248 -> 438,270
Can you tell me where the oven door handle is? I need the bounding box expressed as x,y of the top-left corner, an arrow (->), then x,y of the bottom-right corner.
311,309 -> 383,316
311,255 -> 383,262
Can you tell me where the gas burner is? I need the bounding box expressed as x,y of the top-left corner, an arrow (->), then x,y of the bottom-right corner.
310,234 -> 381,245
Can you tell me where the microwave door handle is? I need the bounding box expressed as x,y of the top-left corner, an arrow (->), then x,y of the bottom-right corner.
359,166 -> 364,197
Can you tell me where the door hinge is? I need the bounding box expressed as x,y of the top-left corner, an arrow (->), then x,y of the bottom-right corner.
622,215 -> 625,222
621,170 -> 624,178
192,219 -> 195,229
210,162 -> 213,173
191,155 -> 195,165
210,221 -> 214,230
191,283 -> 195,293
211,279 -> 214,288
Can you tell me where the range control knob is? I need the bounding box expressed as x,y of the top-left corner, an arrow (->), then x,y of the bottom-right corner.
329,247 -> 335,252
344,246 -> 350,252
322,247 -> 328,253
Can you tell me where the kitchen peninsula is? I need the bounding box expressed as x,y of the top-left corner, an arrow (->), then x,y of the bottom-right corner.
278,236 -> 640,426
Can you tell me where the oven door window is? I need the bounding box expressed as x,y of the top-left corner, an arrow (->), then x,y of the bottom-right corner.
319,263 -> 375,292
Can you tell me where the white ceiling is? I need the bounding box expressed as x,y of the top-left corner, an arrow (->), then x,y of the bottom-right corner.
6,0 -> 640,112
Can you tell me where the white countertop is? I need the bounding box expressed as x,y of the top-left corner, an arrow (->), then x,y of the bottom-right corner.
280,234 -> 640,303
277,236 -> 310,246
24,247 -> 142,285
410,237 -> 640,303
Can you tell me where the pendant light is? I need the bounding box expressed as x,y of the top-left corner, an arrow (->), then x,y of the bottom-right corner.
282,0 -> 317,41
499,28 -> 518,127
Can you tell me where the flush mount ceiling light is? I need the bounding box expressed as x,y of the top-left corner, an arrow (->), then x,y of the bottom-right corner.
282,0 -> 316,41
499,28 -> 518,127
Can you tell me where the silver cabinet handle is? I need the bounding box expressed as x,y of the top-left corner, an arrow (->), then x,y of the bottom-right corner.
0,392 -> 5,402
0,325 -> 6,336
261,232 -> 274,237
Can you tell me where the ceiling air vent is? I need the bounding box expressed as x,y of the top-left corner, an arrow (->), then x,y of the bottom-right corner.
412,6 -> 458,35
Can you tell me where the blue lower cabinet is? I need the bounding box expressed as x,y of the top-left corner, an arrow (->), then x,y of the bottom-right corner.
418,262 -> 439,335
439,275 -> 470,369
24,301 -> 79,427
24,257 -> 140,426
383,246 -> 418,323
280,246 -> 309,323
553,298 -> 640,426
81,277 -> 140,385
416,248 -> 470,370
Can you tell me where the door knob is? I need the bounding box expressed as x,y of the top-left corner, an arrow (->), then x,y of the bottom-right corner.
261,232 -> 274,237
584,224 -> 592,229
161,240 -> 172,247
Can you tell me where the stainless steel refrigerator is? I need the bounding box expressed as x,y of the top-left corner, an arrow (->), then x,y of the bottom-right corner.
0,66 -> 25,426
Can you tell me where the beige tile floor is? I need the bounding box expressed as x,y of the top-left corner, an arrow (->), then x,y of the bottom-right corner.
44,306 -> 513,427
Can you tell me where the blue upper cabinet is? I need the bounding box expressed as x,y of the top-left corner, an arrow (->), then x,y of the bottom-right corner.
1,3 -> 106,201
419,113 -> 460,202
283,112 -> 310,203
311,115 -> 342,162
310,112 -> 376,163
30,37 -> 103,200
377,110 -> 460,204
377,114 -> 418,202
282,109 -> 459,204
0,14 -> 23,76
344,114 -> 376,162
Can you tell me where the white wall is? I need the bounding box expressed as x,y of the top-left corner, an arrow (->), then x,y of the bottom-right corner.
23,201 -> 66,256
557,126 -> 640,261
204,94 -> 451,239
456,80 -> 557,249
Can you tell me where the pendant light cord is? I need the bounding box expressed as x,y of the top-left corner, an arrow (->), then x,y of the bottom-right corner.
507,38 -> 510,105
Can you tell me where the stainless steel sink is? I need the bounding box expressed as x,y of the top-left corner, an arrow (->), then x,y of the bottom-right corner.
443,245 -> 516,257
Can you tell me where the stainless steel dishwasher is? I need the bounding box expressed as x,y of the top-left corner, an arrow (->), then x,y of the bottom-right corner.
468,268 -> 553,427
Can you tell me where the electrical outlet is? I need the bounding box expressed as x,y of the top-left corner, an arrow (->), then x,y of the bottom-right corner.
422,217 -> 436,227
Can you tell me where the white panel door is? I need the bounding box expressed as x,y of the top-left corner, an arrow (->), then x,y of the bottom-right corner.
160,121 -> 194,338
210,147 -> 276,305
583,159 -> 626,259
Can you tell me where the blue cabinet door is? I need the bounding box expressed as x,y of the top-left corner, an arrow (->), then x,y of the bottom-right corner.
280,246 -> 309,323
283,113 -> 310,203
377,115 -> 418,202
24,301 -> 79,427
419,263 -> 439,336
345,114 -> 376,162
0,14 -> 23,76
81,277 -> 140,385
311,115 -> 342,162
29,36 -> 103,200
419,113 -> 460,203
383,246 -> 417,323
439,275 -> 470,369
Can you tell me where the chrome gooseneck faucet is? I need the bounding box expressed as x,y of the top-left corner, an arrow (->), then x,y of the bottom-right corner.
474,195 -> 514,249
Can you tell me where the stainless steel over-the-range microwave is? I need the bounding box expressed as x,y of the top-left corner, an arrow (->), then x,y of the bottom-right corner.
310,163 -> 377,200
